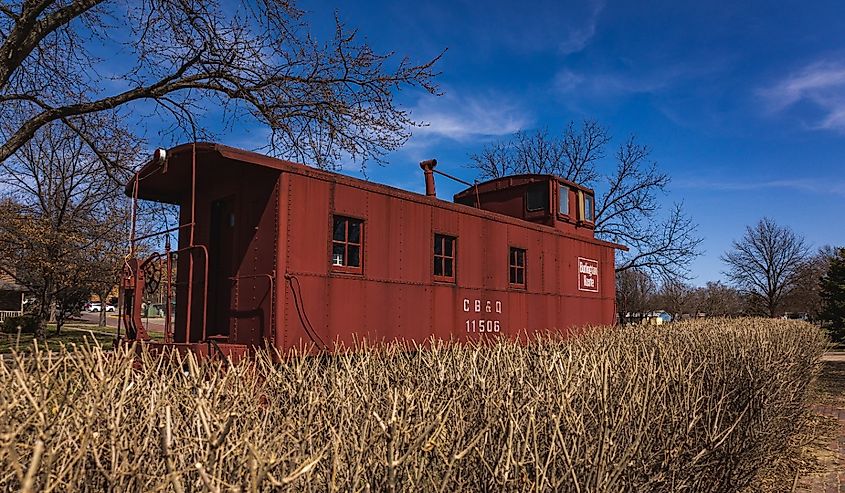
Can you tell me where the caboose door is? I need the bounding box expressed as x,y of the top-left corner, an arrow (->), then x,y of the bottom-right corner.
208,195 -> 236,341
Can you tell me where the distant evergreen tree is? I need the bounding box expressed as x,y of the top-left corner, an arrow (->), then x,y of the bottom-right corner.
820,248 -> 845,340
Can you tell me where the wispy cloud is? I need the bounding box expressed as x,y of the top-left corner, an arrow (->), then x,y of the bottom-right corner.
409,92 -> 531,142
559,0 -> 605,55
758,60 -> 845,131
554,68 -> 670,95
554,61 -> 721,98
676,177 -> 845,196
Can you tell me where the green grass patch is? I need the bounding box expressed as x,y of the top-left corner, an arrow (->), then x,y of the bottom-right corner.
0,327 -> 113,353
76,322 -> 166,342
0,321 -> 165,353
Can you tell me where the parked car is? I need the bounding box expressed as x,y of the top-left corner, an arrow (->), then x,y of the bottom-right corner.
88,302 -> 115,312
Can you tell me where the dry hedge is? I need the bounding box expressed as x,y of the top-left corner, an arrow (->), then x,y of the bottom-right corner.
0,318 -> 827,492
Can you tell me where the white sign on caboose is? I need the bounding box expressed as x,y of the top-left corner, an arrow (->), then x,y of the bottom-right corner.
577,257 -> 599,292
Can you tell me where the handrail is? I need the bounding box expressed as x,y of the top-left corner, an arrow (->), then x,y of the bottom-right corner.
228,273 -> 276,343
175,244 -> 209,343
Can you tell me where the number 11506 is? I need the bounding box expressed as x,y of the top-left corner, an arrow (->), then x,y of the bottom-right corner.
466,319 -> 501,333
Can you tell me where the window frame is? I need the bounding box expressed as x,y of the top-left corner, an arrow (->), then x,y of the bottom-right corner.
508,246 -> 527,289
558,182 -> 571,218
578,190 -> 596,224
525,182 -> 549,213
433,233 -> 457,283
330,215 -> 364,275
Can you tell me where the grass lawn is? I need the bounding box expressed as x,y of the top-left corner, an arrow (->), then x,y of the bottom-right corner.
0,321 -> 165,353
67,321 -> 166,342
0,325 -> 114,353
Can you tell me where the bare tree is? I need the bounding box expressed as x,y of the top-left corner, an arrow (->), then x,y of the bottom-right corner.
616,268 -> 656,325
0,122 -> 133,339
468,121 -> 702,279
654,277 -> 694,321
689,281 -> 746,318
85,206 -> 131,327
722,218 -> 810,318
0,1 -> 442,172
469,122 -> 606,182
781,245 -> 836,320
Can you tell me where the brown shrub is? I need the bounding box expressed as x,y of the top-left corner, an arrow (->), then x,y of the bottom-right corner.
0,318 -> 827,492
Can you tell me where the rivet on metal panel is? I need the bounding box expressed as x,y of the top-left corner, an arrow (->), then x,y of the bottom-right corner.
326,179 -> 335,345
539,235 -> 545,292
398,204 -> 404,332
285,174 -> 294,350
363,188 -> 369,331
271,181 -> 279,345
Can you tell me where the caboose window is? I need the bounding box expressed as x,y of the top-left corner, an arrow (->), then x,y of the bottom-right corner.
433,234 -> 456,282
525,183 -> 548,212
331,216 -> 363,272
582,192 -> 595,222
509,247 -> 526,287
559,183 -> 570,216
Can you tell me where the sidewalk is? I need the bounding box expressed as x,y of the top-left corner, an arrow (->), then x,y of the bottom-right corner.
797,357 -> 845,492
798,405 -> 845,492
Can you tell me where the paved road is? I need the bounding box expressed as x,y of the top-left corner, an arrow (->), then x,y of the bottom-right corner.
77,312 -> 166,333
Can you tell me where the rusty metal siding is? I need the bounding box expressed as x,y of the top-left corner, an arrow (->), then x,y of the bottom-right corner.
168,159 -> 281,345
232,168 -> 278,347
287,174 -> 331,276
457,213 -> 485,290
404,201 -> 431,285
140,144 -> 621,352
275,168 -> 619,352
275,172 -> 291,351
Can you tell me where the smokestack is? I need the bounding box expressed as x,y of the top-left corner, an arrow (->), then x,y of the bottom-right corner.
419,159 -> 437,197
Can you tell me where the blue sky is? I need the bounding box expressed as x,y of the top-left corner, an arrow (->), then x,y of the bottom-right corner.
229,1 -> 845,285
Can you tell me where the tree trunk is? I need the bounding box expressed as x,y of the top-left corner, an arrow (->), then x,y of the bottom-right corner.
99,291 -> 107,327
34,284 -> 52,341
35,296 -> 49,342
35,317 -> 48,342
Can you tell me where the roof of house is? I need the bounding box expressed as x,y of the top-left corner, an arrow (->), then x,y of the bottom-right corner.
0,280 -> 26,292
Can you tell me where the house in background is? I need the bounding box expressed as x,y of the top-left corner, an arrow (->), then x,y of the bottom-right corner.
642,311 -> 673,326
0,269 -> 26,322
620,310 -> 673,326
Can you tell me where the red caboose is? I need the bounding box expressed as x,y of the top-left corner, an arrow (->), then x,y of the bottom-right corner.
121,143 -> 625,357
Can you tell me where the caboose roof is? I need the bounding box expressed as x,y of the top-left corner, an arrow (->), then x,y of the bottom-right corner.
453,174 -> 594,201
128,142 -> 626,251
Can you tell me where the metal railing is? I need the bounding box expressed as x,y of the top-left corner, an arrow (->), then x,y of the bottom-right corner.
0,310 -> 22,322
